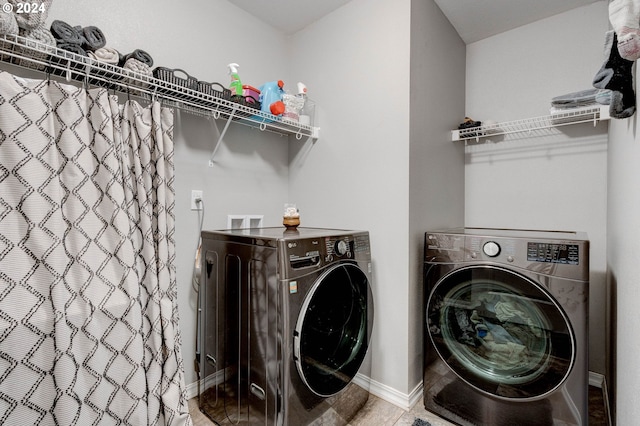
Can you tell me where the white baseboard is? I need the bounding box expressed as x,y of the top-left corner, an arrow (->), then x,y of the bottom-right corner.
589,371 -> 604,388
353,373 -> 421,411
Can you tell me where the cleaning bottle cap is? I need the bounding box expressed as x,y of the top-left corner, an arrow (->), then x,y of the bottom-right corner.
228,63 -> 239,74
297,82 -> 307,95
277,80 -> 284,89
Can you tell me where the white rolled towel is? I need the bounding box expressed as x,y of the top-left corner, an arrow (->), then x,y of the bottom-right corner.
0,0 -> 18,36
8,0 -> 52,30
123,57 -> 152,88
88,47 -> 120,65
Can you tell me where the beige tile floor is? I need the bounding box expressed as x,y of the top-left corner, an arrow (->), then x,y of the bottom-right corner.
189,385 -> 607,426
189,392 -> 453,426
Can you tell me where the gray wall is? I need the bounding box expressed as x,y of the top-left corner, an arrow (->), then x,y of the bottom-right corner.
464,2 -> 609,375
287,0 -> 414,395
408,0 -> 465,394
606,66 -> 640,424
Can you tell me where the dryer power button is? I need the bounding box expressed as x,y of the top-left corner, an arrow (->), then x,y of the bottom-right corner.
483,241 -> 501,257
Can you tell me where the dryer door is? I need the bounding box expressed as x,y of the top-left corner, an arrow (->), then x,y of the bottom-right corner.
294,263 -> 373,397
427,265 -> 574,400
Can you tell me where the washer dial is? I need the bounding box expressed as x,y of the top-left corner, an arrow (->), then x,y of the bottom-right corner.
335,240 -> 348,256
483,241 -> 501,257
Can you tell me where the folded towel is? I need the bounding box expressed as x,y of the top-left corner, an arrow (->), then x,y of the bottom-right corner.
551,88 -> 601,107
17,25 -> 56,70
82,26 -> 106,51
123,57 -> 152,88
50,20 -> 83,45
88,47 -> 120,65
0,1 -> 18,36
9,0 -> 52,30
123,49 -> 153,67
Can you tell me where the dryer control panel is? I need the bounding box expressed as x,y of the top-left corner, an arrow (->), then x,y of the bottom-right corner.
284,233 -> 371,275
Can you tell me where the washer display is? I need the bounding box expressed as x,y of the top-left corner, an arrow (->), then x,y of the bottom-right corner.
424,228 -> 589,426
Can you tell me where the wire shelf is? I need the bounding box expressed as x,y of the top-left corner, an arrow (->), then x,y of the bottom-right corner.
451,105 -> 609,142
0,34 -> 319,140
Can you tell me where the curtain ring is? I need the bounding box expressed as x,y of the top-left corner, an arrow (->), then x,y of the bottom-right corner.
65,60 -> 71,82
213,109 -> 220,119
260,121 -> 267,131
296,130 -> 303,140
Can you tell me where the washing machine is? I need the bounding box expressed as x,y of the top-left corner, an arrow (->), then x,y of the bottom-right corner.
423,228 -> 589,426
198,227 -> 374,425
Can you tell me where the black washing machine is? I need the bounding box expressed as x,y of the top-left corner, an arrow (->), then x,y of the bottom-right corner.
423,228 -> 589,426
199,227 -> 374,425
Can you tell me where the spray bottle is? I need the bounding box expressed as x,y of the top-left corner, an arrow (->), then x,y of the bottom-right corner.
297,82 -> 312,126
227,63 -> 243,96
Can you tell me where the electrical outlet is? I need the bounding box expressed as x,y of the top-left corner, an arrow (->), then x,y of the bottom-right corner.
191,190 -> 203,210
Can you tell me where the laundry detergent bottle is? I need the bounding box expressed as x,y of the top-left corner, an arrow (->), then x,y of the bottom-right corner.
259,80 -> 285,115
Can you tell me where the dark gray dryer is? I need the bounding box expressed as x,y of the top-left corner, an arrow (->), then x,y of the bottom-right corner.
198,227 -> 374,425
424,228 -> 589,426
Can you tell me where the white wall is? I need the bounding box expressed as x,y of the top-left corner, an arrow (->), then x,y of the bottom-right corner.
464,2 -> 610,374
288,0 -> 413,394
46,0 -> 292,388
606,77 -> 640,423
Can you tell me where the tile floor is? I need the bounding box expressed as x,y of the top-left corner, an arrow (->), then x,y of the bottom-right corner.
188,385 -> 608,426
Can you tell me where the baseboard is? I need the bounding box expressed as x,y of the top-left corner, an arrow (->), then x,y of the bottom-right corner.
353,373 -> 422,411
589,371 -> 604,388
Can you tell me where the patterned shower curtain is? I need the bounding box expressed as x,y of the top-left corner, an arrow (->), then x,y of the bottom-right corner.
0,70 -> 192,425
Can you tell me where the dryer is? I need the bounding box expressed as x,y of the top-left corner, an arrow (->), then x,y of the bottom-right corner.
423,228 -> 589,426
198,227 -> 374,425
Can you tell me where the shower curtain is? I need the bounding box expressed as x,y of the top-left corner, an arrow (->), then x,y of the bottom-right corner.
0,70 -> 192,425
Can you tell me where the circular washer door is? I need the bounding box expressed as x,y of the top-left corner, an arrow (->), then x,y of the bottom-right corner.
294,263 -> 373,397
427,265 -> 575,400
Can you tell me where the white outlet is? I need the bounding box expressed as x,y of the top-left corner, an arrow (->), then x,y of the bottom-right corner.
191,190 -> 203,210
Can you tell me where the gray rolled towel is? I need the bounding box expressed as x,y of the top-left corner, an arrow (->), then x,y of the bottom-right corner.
82,26 -> 106,51
123,49 -> 153,67
9,0 -> 52,30
56,42 -> 88,57
50,20 -> 83,45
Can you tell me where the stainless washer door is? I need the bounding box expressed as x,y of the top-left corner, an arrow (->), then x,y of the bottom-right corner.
294,263 -> 373,397
427,265 -> 575,400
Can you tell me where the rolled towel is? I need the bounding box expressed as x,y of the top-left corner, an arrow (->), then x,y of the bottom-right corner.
0,1 -> 18,36
56,42 -> 88,57
17,25 -> 56,70
82,26 -> 106,51
50,20 -> 83,45
123,57 -> 152,88
9,0 -> 52,30
124,49 -> 153,67
88,47 -> 120,65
